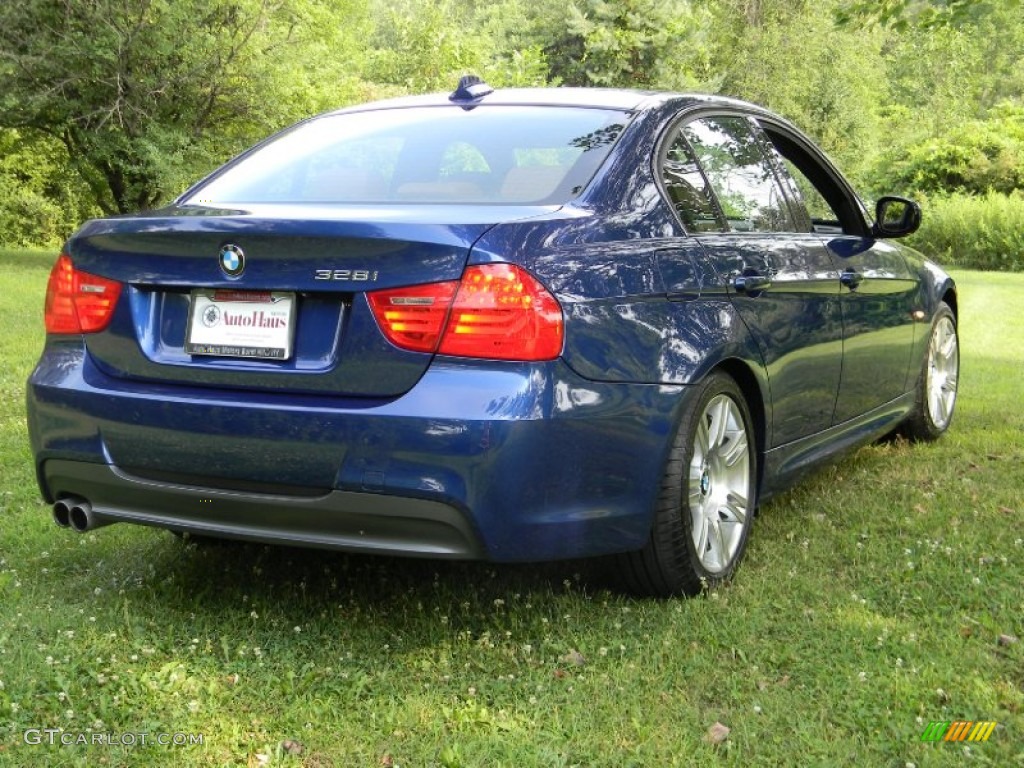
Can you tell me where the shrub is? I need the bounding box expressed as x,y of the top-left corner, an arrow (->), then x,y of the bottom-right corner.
907,192 -> 1024,272
0,186 -> 66,249
0,129 -> 99,248
874,104 -> 1024,197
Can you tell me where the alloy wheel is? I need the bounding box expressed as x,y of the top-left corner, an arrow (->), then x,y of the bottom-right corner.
926,316 -> 959,430
688,394 -> 752,574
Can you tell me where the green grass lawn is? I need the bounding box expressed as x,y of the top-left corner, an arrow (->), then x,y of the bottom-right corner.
0,250 -> 1021,767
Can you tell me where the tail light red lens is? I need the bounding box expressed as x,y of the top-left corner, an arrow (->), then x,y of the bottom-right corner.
366,281 -> 459,353
368,264 -> 564,361
44,254 -> 122,334
439,264 -> 563,360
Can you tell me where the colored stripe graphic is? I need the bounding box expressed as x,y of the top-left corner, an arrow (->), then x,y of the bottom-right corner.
921,721 -> 949,742
968,721 -> 997,742
921,720 -> 997,742
945,721 -> 972,741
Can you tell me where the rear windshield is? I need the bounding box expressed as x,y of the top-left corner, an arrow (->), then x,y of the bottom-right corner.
186,106 -> 630,206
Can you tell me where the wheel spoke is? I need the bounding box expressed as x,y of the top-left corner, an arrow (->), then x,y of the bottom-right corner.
688,485 -> 703,508
938,329 -> 956,359
694,512 -> 709,558
695,417 -> 710,460
723,493 -> 748,524
707,398 -> 729,451
928,386 -> 942,422
939,387 -> 954,422
711,519 -> 727,566
720,430 -> 748,468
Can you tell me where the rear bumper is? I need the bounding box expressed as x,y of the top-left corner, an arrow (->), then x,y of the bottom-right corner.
27,342 -> 688,561
43,459 -> 484,558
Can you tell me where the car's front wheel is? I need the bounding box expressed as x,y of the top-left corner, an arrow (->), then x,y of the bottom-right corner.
902,302 -> 959,441
619,372 -> 757,597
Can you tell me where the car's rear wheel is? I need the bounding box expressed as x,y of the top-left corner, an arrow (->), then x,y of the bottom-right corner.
618,372 -> 756,597
902,302 -> 959,441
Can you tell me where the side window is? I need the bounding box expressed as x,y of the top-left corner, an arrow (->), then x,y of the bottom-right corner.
777,157 -> 834,232
682,116 -> 795,233
660,130 -> 724,232
759,123 -> 868,236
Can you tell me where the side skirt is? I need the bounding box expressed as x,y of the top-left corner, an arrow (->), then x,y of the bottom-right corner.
759,392 -> 915,502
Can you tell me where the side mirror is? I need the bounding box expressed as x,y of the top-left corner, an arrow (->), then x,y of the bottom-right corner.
873,196 -> 921,238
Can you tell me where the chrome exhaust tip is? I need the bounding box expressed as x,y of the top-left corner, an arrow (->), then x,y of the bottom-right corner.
52,497 -> 77,528
67,499 -> 108,533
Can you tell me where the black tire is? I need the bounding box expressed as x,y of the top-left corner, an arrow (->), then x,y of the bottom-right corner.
901,302 -> 959,442
618,372 -> 757,597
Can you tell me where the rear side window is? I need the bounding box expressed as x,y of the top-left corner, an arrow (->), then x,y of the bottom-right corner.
188,106 -> 629,206
679,116 -> 796,233
660,129 -> 724,233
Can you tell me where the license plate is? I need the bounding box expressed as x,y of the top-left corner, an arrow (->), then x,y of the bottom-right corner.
185,289 -> 296,360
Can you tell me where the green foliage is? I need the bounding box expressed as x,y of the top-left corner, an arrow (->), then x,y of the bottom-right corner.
516,0 -> 713,89
704,0 -> 889,185
0,130 -> 98,247
368,0 -> 484,91
0,0 -> 370,215
367,0 -> 549,92
0,188 -> 63,251
2,0 -> 1024,270
907,192 -> 1024,272
835,0 -> 1020,30
880,4 -> 1024,139
880,106 -> 1024,196
0,132 -> 64,248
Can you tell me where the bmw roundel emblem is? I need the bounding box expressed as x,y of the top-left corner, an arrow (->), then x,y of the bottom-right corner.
219,244 -> 245,277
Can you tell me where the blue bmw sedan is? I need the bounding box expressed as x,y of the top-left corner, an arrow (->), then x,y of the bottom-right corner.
27,77 -> 959,596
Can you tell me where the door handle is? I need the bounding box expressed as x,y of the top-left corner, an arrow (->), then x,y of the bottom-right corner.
840,269 -> 864,290
733,273 -> 771,294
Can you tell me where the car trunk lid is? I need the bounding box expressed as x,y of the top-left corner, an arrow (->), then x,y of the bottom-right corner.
69,204 -> 548,398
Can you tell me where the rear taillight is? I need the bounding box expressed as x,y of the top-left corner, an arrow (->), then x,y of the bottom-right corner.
368,264 -> 564,361
439,264 -> 563,360
44,254 -> 122,334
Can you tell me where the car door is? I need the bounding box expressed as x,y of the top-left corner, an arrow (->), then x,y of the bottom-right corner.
756,120 -> 919,424
661,114 -> 844,448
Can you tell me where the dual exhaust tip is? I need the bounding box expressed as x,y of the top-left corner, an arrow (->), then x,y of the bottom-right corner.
52,496 -> 108,533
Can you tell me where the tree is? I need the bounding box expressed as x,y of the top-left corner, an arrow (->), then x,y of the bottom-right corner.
366,0 -> 548,91
0,0 -> 370,214
521,0 -> 713,89
874,104 -> 1024,195
834,0 -> 1020,30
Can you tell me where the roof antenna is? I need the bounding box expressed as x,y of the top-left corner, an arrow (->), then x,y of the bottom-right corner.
449,74 -> 494,107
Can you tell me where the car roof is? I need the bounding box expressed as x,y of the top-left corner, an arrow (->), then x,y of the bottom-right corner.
326,86 -> 758,116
